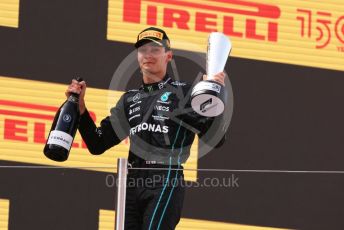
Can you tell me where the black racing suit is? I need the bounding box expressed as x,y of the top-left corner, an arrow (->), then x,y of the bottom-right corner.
78,74 -> 226,230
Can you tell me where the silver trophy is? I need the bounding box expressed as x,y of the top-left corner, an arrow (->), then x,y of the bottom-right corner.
191,32 -> 232,117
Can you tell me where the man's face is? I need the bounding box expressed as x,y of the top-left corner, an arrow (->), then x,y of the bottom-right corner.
137,42 -> 172,76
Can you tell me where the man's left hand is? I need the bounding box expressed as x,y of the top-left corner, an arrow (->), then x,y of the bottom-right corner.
203,72 -> 226,86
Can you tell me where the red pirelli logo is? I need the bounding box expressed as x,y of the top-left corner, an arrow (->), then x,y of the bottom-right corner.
122,0 -> 281,42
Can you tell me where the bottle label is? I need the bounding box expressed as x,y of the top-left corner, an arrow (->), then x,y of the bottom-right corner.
47,130 -> 73,150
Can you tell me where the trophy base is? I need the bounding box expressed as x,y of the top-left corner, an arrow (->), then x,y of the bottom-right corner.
191,81 -> 226,117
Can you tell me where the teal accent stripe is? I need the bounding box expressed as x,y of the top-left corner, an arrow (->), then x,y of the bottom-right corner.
148,121 -> 183,230
157,129 -> 187,229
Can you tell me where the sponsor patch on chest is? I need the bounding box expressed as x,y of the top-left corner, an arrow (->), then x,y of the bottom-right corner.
130,122 -> 169,135
155,105 -> 170,112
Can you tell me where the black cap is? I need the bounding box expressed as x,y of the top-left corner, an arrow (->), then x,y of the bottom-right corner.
135,27 -> 170,50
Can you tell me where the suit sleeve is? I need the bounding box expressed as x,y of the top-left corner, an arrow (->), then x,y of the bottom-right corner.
78,94 -> 129,155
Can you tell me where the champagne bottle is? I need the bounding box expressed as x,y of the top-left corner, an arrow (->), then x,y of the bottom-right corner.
43,77 -> 83,162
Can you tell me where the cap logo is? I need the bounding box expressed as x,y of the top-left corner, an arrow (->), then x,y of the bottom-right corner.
138,30 -> 163,40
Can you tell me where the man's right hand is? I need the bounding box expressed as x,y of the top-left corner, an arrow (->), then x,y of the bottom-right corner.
65,79 -> 87,115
